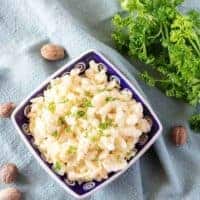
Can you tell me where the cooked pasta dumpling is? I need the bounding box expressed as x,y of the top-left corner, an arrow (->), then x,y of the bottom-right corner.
28,60 -> 151,182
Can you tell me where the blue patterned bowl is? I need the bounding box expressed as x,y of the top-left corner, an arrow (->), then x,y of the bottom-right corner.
11,50 -> 163,199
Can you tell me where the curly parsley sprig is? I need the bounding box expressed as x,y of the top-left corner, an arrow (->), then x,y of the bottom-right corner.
189,114 -> 200,132
112,0 -> 200,131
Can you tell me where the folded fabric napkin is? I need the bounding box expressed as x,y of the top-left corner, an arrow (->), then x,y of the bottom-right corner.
0,0 -> 199,199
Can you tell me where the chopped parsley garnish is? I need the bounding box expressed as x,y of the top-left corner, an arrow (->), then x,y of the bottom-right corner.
98,129 -> 104,136
90,135 -> 99,142
48,102 -> 56,113
85,91 -> 92,97
81,98 -> 92,108
65,111 -> 71,116
58,117 -> 65,125
59,99 -> 69,103
65,126 -> 71,132
105,96 -> 117,102
97,89 -> 112,93
99,119 -> 113,130
76,110 -> 85,118
52,131 -> 59,137
54,161 -> 62,171
83,131 -> 89,138
98,129 -> 111,137
97,89 -> 105,93
67,145 -> 77,154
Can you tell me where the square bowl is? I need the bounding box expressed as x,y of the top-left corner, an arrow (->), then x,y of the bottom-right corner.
11,50 -> 163,199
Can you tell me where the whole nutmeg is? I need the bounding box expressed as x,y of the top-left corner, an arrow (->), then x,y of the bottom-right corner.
41,44 -> 65,61
0,164 -> 18,184
0,188 -> 22,200
171,126 -> 187,146
0,103 -> 15,118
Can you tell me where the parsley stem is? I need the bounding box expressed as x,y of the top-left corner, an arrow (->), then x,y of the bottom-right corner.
194,35 -> 200,51
188,38 -> 200,57
195,28 -> 200,36
163,24 -> 169,41
161,24 -> 166,40
142,37 -> 147,59
192,80 -> 200,86
148,27 -> 162,39
154,79 -> 171,84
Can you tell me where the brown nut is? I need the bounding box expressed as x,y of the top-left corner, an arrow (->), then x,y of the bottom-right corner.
0,103 -> 15,118
0,164 -> 18,184
41,44 -> 65,61
0,188 -> 22,200
171,126 -> 187,146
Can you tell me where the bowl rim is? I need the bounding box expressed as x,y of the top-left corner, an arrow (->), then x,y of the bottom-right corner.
11,49 -> 163,199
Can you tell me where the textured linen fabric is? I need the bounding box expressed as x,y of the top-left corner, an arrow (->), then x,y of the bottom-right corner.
0,0 -> 200,199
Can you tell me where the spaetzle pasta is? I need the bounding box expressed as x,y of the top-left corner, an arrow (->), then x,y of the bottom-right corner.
28,60 -> 151,182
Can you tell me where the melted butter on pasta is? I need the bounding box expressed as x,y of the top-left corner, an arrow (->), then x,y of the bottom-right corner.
28,60 -> 151,182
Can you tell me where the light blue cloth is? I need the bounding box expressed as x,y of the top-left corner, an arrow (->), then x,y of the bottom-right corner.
0,0 -> 200,199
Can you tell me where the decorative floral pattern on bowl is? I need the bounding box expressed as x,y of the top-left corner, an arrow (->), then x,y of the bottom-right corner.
11,50 -> 162,199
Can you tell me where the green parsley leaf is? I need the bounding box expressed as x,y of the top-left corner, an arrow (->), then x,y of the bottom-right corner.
99,119 -> 113,130
58,117 -> 65,125
52,131 -> 59,137
97,89 -> 112,93
81,98 -> 92,108
97,89 -> 105,93
83,131 -> 89,138
65,126 -> 71,132
112,0 -> 200,104
76,110 -> 85,118
98,129 -> 110,137
105,96 -> 117,102
90,135 -> 100,142
189,114 -> 200,132
65,111 -> 71,116
59,99 -> 69,104
48,102 -> 56,113
67,145 -> 77,154
54,161 -> 62,171
85,91 -> 93,97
